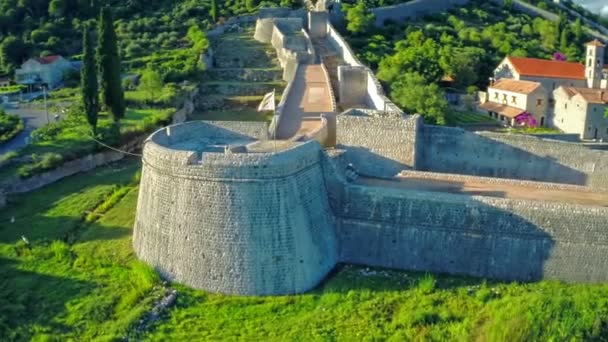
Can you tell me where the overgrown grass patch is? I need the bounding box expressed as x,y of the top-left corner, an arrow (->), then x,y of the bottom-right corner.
0,159 -> 164,341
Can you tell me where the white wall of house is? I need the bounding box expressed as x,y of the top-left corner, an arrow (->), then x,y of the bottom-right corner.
583,103 -> 608,140
553,88 -> 608,140
553,88 -> 588,138
487,85 -> 548,125
15,57 -> 72,89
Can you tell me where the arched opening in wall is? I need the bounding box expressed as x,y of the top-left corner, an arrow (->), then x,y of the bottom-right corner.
540,117 -> 545,127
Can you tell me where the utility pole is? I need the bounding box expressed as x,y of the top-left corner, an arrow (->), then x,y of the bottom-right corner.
43,85 -> 49,124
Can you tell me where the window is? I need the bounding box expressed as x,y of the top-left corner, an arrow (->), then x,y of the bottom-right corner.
537,98 -> 543,106
549,99 -> 555,107
552,82 -> 556,90
511,96 -> 517,104
494,92 -> 498,99
589,58 -> 593,67
565,103 -> 568,109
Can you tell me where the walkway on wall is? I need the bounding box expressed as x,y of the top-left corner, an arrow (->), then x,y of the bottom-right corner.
276,64 -> 335,139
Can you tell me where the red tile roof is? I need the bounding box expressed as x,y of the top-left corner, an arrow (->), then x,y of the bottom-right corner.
507,56 -> 586,80
586,39 -> 605,47
490,79 -> 541,94
34,55 -> 61,65
479,102 -> 524,119
562,87 -> 608,104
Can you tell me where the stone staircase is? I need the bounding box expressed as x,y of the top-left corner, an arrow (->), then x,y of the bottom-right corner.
311,38 -> 346,104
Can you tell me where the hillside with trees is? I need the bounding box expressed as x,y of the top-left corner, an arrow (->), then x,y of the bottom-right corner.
0,0 -> 297,76
343,0 -> 599,124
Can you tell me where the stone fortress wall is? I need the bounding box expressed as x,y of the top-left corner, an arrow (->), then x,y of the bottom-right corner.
371,0 -> 470,27
134,121 -> 338,295
133,4 -> 608,296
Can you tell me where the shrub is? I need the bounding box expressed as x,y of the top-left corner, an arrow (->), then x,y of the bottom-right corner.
0,110 -> 24,143
17,153 -> 64,178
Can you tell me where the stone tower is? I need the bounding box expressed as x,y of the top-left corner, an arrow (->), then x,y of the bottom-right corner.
586,39 -> 605,89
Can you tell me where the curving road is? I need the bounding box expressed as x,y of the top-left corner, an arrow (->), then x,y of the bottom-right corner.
0,108 -> 50,156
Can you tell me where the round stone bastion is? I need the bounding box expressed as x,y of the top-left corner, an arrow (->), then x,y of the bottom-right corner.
133,122 -> 338,295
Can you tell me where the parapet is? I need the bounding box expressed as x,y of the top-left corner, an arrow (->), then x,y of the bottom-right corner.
134,121 -> 338,295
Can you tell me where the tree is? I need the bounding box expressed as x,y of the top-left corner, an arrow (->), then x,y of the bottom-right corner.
139,68 -> 163,99
246,0 -> 256,12
390,72 -> 448,125
345,2 -> 374,35
0,36 -> 29,73
97,7 -> 125,122
377,34 -> 442,84
81,25 -> 98,134
559,26 -> 570,53
210,0 -> 217,22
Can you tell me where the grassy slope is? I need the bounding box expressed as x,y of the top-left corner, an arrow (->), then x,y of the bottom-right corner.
1,161 -> 608,340
0,160 -> 163,341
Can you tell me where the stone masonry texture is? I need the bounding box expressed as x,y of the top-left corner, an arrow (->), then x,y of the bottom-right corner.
134,119 -> 608,296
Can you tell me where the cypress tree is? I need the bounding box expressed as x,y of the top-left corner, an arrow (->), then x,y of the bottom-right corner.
81,25 -> 98,134
98,7 -> 125,122
210,0 -> 218,22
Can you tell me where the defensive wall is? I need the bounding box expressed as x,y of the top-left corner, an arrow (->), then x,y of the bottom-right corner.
134,119 -> 608,295
317,18 -> 402,114
371,0 -> 470,26
132,6 -> 608,296
134,121 -> 338,296
418,126 -> 608,189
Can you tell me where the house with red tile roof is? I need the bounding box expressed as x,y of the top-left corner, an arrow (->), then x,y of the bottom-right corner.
553,87 -> 608,140
15,55 -> 73,89
480,79 -> 548,126
482,40 -> 608,136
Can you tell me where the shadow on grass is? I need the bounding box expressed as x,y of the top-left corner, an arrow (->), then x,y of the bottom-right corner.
315,263 -> 507,294
0,257 -> 94,341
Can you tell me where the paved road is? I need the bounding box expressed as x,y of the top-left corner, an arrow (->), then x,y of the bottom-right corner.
0,108 -> 51,156
276,64 -> 334,139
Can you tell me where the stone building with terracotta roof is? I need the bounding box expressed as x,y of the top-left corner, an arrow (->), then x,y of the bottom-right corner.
482,40 -> 608,137
480,79 -> 548,126
553,87 -> 608,140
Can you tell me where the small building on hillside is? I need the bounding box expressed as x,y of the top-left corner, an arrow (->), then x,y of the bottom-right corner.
553,87 -> 608,140
493,56 -> 588,96
480,79 -> 548,126
15,55 -> 73,90
484,40 -> 608,135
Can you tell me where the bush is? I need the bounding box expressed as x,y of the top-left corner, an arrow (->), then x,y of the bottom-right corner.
17,153 -> 64,178
0,110 -> 24,143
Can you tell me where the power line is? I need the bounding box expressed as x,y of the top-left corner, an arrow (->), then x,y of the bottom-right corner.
86,134 -> 144,157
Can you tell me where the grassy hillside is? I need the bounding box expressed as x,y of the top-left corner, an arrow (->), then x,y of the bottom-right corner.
0,161 -> 607,340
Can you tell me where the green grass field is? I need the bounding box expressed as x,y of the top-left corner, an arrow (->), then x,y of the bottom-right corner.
1,161 -> 608,341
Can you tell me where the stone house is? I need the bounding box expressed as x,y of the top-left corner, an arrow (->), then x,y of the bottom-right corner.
480,79 -> 548,126
15,55 -> 73,90
553,87 -> 608,140
483,40 -> 608,134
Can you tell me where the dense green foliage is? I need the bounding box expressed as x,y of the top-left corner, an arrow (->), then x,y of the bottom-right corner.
81,25 -> 98,133
139,68 -> 164,99
0,0 -> 295,76
344,2 -> 374,35
390,72 -> 448,124
97,7 -> 125,122
0,109 -> 24,143
345,0 -> 600,124
1,161 -> 608,340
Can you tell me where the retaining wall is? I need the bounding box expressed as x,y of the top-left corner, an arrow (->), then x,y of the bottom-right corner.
337,182 -> 608,283
325,24 -> 401,113
418,125 -> 608,189
336,114 -> 421,178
